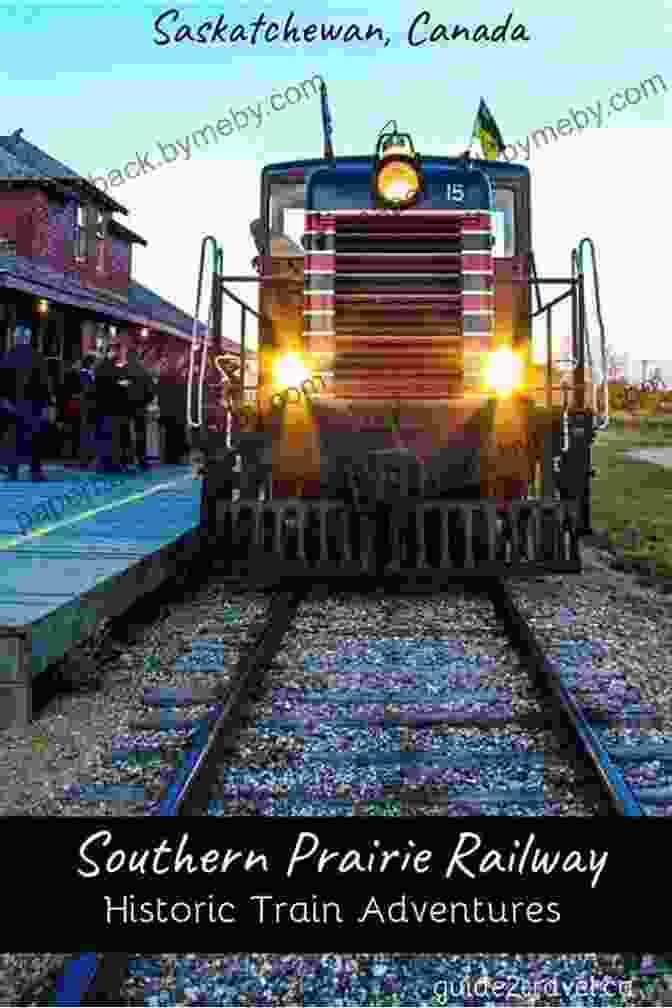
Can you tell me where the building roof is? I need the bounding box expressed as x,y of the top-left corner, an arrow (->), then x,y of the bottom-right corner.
0,128 -> 128,215
109,219 -> 148,247
0,254 -> 206,343
0,254 -> 251,354
0,129 -> 81,180
128,282 -> 249,354
0,143 -> 36,179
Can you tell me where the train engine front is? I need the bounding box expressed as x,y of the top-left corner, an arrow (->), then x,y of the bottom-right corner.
204,124 -> 593,580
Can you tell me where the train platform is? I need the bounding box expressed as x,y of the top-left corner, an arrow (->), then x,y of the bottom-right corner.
0,463 -> 202,732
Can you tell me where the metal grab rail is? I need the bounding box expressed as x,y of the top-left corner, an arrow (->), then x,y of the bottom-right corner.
219,276 -> 265,426
573,237 -> 608,431
187,236 -> 221,430
211,270 -> 299,421
528,253 -> 582,420
188,235 -> 270,440
528,239 -> 607,433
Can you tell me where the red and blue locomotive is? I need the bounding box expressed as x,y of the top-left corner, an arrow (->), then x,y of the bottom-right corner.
196,115 -> 606,581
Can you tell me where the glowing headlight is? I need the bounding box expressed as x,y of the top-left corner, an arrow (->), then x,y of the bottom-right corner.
484,349 -> 524,396
274,352 -> 310,389
375,160 -> 420,206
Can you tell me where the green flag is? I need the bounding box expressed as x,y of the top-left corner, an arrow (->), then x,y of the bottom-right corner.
471,97 -> 505,160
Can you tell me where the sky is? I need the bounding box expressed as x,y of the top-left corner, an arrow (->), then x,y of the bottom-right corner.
1,0 -> 670,364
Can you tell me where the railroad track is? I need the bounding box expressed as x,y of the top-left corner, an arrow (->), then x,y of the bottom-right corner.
43,577 -> 672,1005
50,575 -> 668,823
17,952 -> 127,1006
193,578 -> 650,818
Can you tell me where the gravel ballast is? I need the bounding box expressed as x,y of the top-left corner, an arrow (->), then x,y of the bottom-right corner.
1,548 -> 671,819
5,953 -> 670,1006
209,589 -> 599,816
0,580 -> 269,816
117,953 -> 671,1006
0,954 -> 69,1006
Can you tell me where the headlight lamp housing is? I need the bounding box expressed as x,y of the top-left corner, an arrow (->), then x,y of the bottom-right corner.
484,348 -> 525,397
374,157 -> 422,207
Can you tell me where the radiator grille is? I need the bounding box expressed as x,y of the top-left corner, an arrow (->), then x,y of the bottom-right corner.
304,210 -> 494,399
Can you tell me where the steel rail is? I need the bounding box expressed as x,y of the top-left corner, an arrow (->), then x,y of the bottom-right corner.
51,574 -> 643,1004
54,952 -> 129,1006
486,577 -> 644,816
168,588 -> 306,815
52,592 -> 303,1004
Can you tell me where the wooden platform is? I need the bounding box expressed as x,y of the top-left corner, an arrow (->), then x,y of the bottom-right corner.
0,464 -> 202,732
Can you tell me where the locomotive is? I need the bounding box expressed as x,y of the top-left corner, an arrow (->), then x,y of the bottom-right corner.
194,113 -> 607,582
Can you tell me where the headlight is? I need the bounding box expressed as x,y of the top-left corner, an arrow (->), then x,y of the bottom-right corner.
484,349 -> 524,396
274,352 -> 310,389
375,160 -> 420,206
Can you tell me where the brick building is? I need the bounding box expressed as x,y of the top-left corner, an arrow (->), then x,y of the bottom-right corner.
0,128 -> 246,429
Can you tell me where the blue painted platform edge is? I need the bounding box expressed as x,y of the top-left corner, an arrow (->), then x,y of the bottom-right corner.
56,953 -> 98,1006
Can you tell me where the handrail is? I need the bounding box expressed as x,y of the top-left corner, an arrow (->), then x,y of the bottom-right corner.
528,240 -> 606,432
188,246 -> 271,439
188,263 -> 270,440
527,270 -> 580,412
219,280 -> 265,417
187,236 -> 220,430
528,251 -> 543,314
573,237 -> 608,431
220,282 -> 263,320
528,285 -> 574,319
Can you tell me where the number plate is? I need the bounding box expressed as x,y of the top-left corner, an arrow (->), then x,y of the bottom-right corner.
445,183 -> 465,202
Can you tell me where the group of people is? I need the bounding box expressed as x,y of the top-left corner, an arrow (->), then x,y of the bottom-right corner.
60,341 -> 156,473
0,332 -> 189,480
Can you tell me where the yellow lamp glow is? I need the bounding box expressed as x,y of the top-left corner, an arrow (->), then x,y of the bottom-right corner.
274,352 -> 310,389
484,348 -> 524,396
376,160 -> 420,205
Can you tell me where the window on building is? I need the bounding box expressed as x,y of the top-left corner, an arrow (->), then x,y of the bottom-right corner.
75,205 -> 88,260
0,234 -> 16,255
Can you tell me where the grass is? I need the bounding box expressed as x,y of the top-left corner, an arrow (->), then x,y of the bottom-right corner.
590,412 -> 672,578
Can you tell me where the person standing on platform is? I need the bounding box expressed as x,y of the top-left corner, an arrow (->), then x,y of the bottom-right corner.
93,339 -> 129,473
78,354 -> 97,466
59,359 -> 84,464
157,361 -> 188,464
0,328 -> 52,481
125,349 -> 155,470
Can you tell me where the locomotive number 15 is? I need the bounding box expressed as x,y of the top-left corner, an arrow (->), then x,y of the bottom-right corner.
445,183 -> 465,201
